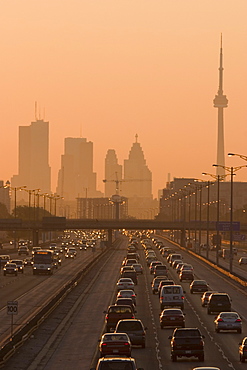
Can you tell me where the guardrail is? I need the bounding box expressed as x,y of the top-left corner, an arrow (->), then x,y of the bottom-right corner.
0,239 -> 122,366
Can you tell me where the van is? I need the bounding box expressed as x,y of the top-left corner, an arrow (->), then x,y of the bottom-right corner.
160,284 -> 185,310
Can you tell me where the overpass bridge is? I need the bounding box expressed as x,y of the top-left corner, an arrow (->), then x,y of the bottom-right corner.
1,217 -> 247,248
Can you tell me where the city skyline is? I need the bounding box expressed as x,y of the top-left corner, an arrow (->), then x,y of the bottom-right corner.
0,1 -> 246,197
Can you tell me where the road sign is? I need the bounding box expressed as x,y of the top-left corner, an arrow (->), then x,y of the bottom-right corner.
233,234 -> 246,241
7,301 -> 18,315
216,222 -> 240,231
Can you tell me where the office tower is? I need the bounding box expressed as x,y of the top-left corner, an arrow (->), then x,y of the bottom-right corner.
56,137 -> 100,201
11,119 -> 51,193
213,36 -> 228,177
122,136 -> 153,218
104,149 -> 122,197
123,135 -> 152,199
0,180 -> 11,213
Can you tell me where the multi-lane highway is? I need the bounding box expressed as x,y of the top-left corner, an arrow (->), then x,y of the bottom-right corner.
1,234 -> 247,370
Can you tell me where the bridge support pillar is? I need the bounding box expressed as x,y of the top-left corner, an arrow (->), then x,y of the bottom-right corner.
108,229 -> 112,248
180,229 -> 186,248
33,229 -> 39,247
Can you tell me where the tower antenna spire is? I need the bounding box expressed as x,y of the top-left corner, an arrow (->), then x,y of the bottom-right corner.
35,101 -> 38,121
213,35 -> 228,178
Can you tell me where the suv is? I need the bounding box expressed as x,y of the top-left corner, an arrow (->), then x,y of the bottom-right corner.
90,357 -> 144,370
207,293 -> 231,314
115,319 -> 147,348
169,327 -> 205,362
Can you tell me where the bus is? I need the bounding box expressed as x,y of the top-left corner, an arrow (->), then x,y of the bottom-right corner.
33,250 -> 55,275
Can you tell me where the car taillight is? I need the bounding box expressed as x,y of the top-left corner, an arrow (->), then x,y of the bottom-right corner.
235,319 -> 241,322
124,342 -> 129,346
217,318 -> 223,322
105,315 -> 108,319
199,339 -> 204,346
181,296 -> 184,299
102,343 -> 107,346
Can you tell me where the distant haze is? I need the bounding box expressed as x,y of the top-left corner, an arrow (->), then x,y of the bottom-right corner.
0,1 -> 246,197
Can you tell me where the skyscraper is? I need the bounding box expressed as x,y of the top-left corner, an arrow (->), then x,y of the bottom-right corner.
122,135 -> 153,218
213,35 -> 228,177
56,137 -> 100,201
104,149 -> 122,197
11,119 -> 51,193
123,135 -> 152,199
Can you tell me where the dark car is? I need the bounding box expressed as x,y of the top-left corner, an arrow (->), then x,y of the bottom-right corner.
90,357 -> 144,370
99,333 -> 131,357
121,270 -> 138,285
239,337 -> 247,363
169,327 -> 205,362
160,308 -> 185,329
115,319 -> 147,348
207,293 -> 231,314
190,280 -> 208,294
104,305 -> 135,332
179,270 -> 194,282
10,259 -> 24,273
201,291 -> 217,307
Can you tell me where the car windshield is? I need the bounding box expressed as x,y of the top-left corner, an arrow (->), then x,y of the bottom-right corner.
117,321 -> 142,331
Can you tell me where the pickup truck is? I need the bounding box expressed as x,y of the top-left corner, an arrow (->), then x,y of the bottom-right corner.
169,327 -> 205,362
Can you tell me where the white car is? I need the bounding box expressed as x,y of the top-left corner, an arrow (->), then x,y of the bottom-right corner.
116,278 -> 135,291
214,312 -> 242,333
117,289 -> 137,305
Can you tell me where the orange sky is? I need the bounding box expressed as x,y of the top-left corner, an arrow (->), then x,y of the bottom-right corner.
0,0 -> 246,198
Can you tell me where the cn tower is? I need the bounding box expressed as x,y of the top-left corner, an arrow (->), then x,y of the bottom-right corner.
213,35 -> 228,177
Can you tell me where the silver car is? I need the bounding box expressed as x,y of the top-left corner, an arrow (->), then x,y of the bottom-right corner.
214,312 -> 242,333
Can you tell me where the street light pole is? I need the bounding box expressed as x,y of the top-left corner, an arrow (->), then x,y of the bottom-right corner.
213,163 -> 247,273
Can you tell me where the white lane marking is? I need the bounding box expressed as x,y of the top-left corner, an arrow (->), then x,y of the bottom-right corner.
185,296 -> 237,370
144,272 -> 163,370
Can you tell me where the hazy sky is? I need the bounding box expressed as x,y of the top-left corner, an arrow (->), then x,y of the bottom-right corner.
1,1 -> 246,198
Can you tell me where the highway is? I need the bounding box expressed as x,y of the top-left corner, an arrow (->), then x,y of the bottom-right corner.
1,234 -> 247,370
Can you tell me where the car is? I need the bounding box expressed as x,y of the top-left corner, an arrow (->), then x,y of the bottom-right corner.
176,262 -> 185,274
190,280 -> 209,294
179,270 -> 194,282
23,258 -> 33,267
132,263 -> 143,274
18,246 -> 29,255
153,264 -> 168,278
158,280 -> 175,297
10,259 -> 24,273
115,319 -> 147,347
90,356 -> 144,370
104,305 -> 135,332
120,265 -> 135,275
192,368 -> 220,370
151,276 -> 168,294
149,261 -> 162,274
239,337 -> 247,363
214,312 -> 242,333
98,332 -> 131,357
115,298 -> 136,313
67,247 -> 77,256
160,308 -> 185,329
3,262 -> 18,276
201,291 -> 217,307
65,250 -> 75,258
172,259 -> 183,269
116,278 -> 135,291
180,263 -> 193,272
239,256 -> 247,265
124,259 -> 138,267
121,270 -> 138,285
117,290 -> 137,306
207,293 -> 231,314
